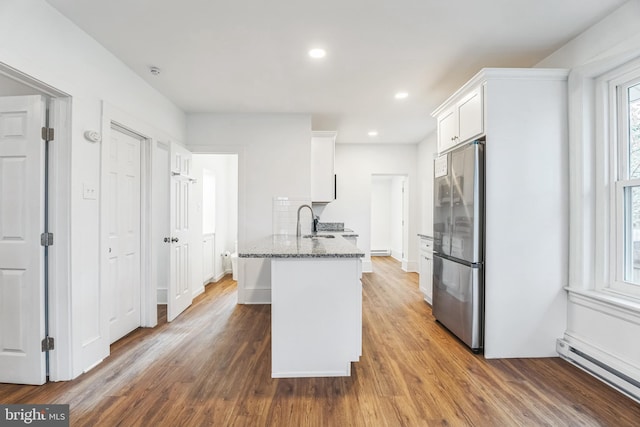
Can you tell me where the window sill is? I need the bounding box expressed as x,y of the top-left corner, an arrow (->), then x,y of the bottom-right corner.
565,287 -> 640,315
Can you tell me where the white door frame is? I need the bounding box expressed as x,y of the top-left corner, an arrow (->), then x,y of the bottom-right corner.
100,105 -> 156,339
0,63 -> 73,381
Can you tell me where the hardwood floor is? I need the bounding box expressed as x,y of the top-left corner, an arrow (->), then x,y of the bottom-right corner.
1,256 -> 639,426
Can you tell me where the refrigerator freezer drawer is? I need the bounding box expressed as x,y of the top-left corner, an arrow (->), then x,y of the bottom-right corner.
432,255 -> 483,351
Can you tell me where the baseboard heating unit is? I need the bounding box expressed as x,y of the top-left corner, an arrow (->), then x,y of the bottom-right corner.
371,249 -> 391,256
556,339 -> 640,403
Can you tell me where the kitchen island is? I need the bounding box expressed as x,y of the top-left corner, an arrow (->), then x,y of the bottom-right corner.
239,233 -> 364,378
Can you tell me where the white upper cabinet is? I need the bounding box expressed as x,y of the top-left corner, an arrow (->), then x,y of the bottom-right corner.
311,131 -> 337,203
457,87 -> 483,142
434,84 -> 484,153
437,107 -> 457,152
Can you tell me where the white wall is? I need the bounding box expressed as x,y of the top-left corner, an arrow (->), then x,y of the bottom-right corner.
418,132 -> 438,237
319,144 -> 419,273
187,113 -> 311,303
370,177 -> 392,252
0,0 -> 187,379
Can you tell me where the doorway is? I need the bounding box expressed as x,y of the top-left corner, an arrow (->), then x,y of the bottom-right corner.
192,154 -> 239,288
371,174 -> 409,269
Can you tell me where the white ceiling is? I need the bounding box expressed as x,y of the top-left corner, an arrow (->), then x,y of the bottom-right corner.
46,0 -> 627,144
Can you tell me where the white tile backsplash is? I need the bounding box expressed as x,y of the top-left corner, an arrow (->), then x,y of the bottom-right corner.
273,197 -> 312,235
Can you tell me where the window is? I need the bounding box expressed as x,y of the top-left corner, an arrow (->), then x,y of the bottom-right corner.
613,74 -> 640,297
568,52 -> 640,304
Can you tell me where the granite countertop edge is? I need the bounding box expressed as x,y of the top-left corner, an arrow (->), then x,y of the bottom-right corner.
239,232 -> 364,259
238,253 -> 364,259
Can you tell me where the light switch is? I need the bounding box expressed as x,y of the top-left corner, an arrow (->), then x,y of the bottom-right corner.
83,182 -> 97,200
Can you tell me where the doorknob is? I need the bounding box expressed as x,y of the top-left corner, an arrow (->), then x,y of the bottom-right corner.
171,237 -> 179,243
164,237 -> 171,243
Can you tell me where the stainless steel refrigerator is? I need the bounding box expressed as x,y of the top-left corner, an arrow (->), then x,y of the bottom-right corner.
432,140 -> 484,352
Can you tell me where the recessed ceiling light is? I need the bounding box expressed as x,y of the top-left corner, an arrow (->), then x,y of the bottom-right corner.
308,48 -> 327,59
395,91 -> 409,99
368,130 -> 378,137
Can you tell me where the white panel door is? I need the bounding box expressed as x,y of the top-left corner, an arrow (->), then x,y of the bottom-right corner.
168,142 -> 193,322
107,126 -> 141,343
0,95 -> 46,385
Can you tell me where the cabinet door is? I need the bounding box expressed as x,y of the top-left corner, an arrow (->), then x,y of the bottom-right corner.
311,132 -> 336,202
457,86 -> 483,143
419,251 -> 433,304
437,107 -> 457,153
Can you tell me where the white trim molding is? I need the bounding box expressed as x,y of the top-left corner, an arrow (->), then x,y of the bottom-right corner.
0,62 -> 74,381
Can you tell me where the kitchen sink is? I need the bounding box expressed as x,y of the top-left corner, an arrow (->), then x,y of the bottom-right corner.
302,234 -> 335,239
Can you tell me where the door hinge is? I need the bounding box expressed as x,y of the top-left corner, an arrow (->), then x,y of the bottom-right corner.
41,232 -> 54,247
41,126 -> 55,141
41,336 -> 55,352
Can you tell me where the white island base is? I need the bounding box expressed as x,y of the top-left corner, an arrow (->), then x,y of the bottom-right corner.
271,257 -> 362,378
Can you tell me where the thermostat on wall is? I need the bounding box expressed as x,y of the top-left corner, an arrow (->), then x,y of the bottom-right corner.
84,130 -> 102,143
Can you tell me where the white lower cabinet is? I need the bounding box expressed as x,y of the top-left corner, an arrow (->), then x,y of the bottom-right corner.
271,257 -> 362,378
418,236 -> 433,304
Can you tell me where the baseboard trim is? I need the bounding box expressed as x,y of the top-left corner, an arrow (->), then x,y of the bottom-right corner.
242,288 -> 271,304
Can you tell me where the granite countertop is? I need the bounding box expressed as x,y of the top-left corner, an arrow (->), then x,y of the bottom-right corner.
239,232 -> 364,258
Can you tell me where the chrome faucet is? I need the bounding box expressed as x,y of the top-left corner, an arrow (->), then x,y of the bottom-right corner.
296,204 -> 317,236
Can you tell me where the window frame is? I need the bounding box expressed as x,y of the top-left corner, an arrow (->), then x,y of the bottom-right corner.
609,69 -> 640,298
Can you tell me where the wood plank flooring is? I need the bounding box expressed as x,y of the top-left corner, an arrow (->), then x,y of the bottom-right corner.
2,256 -> 639,426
